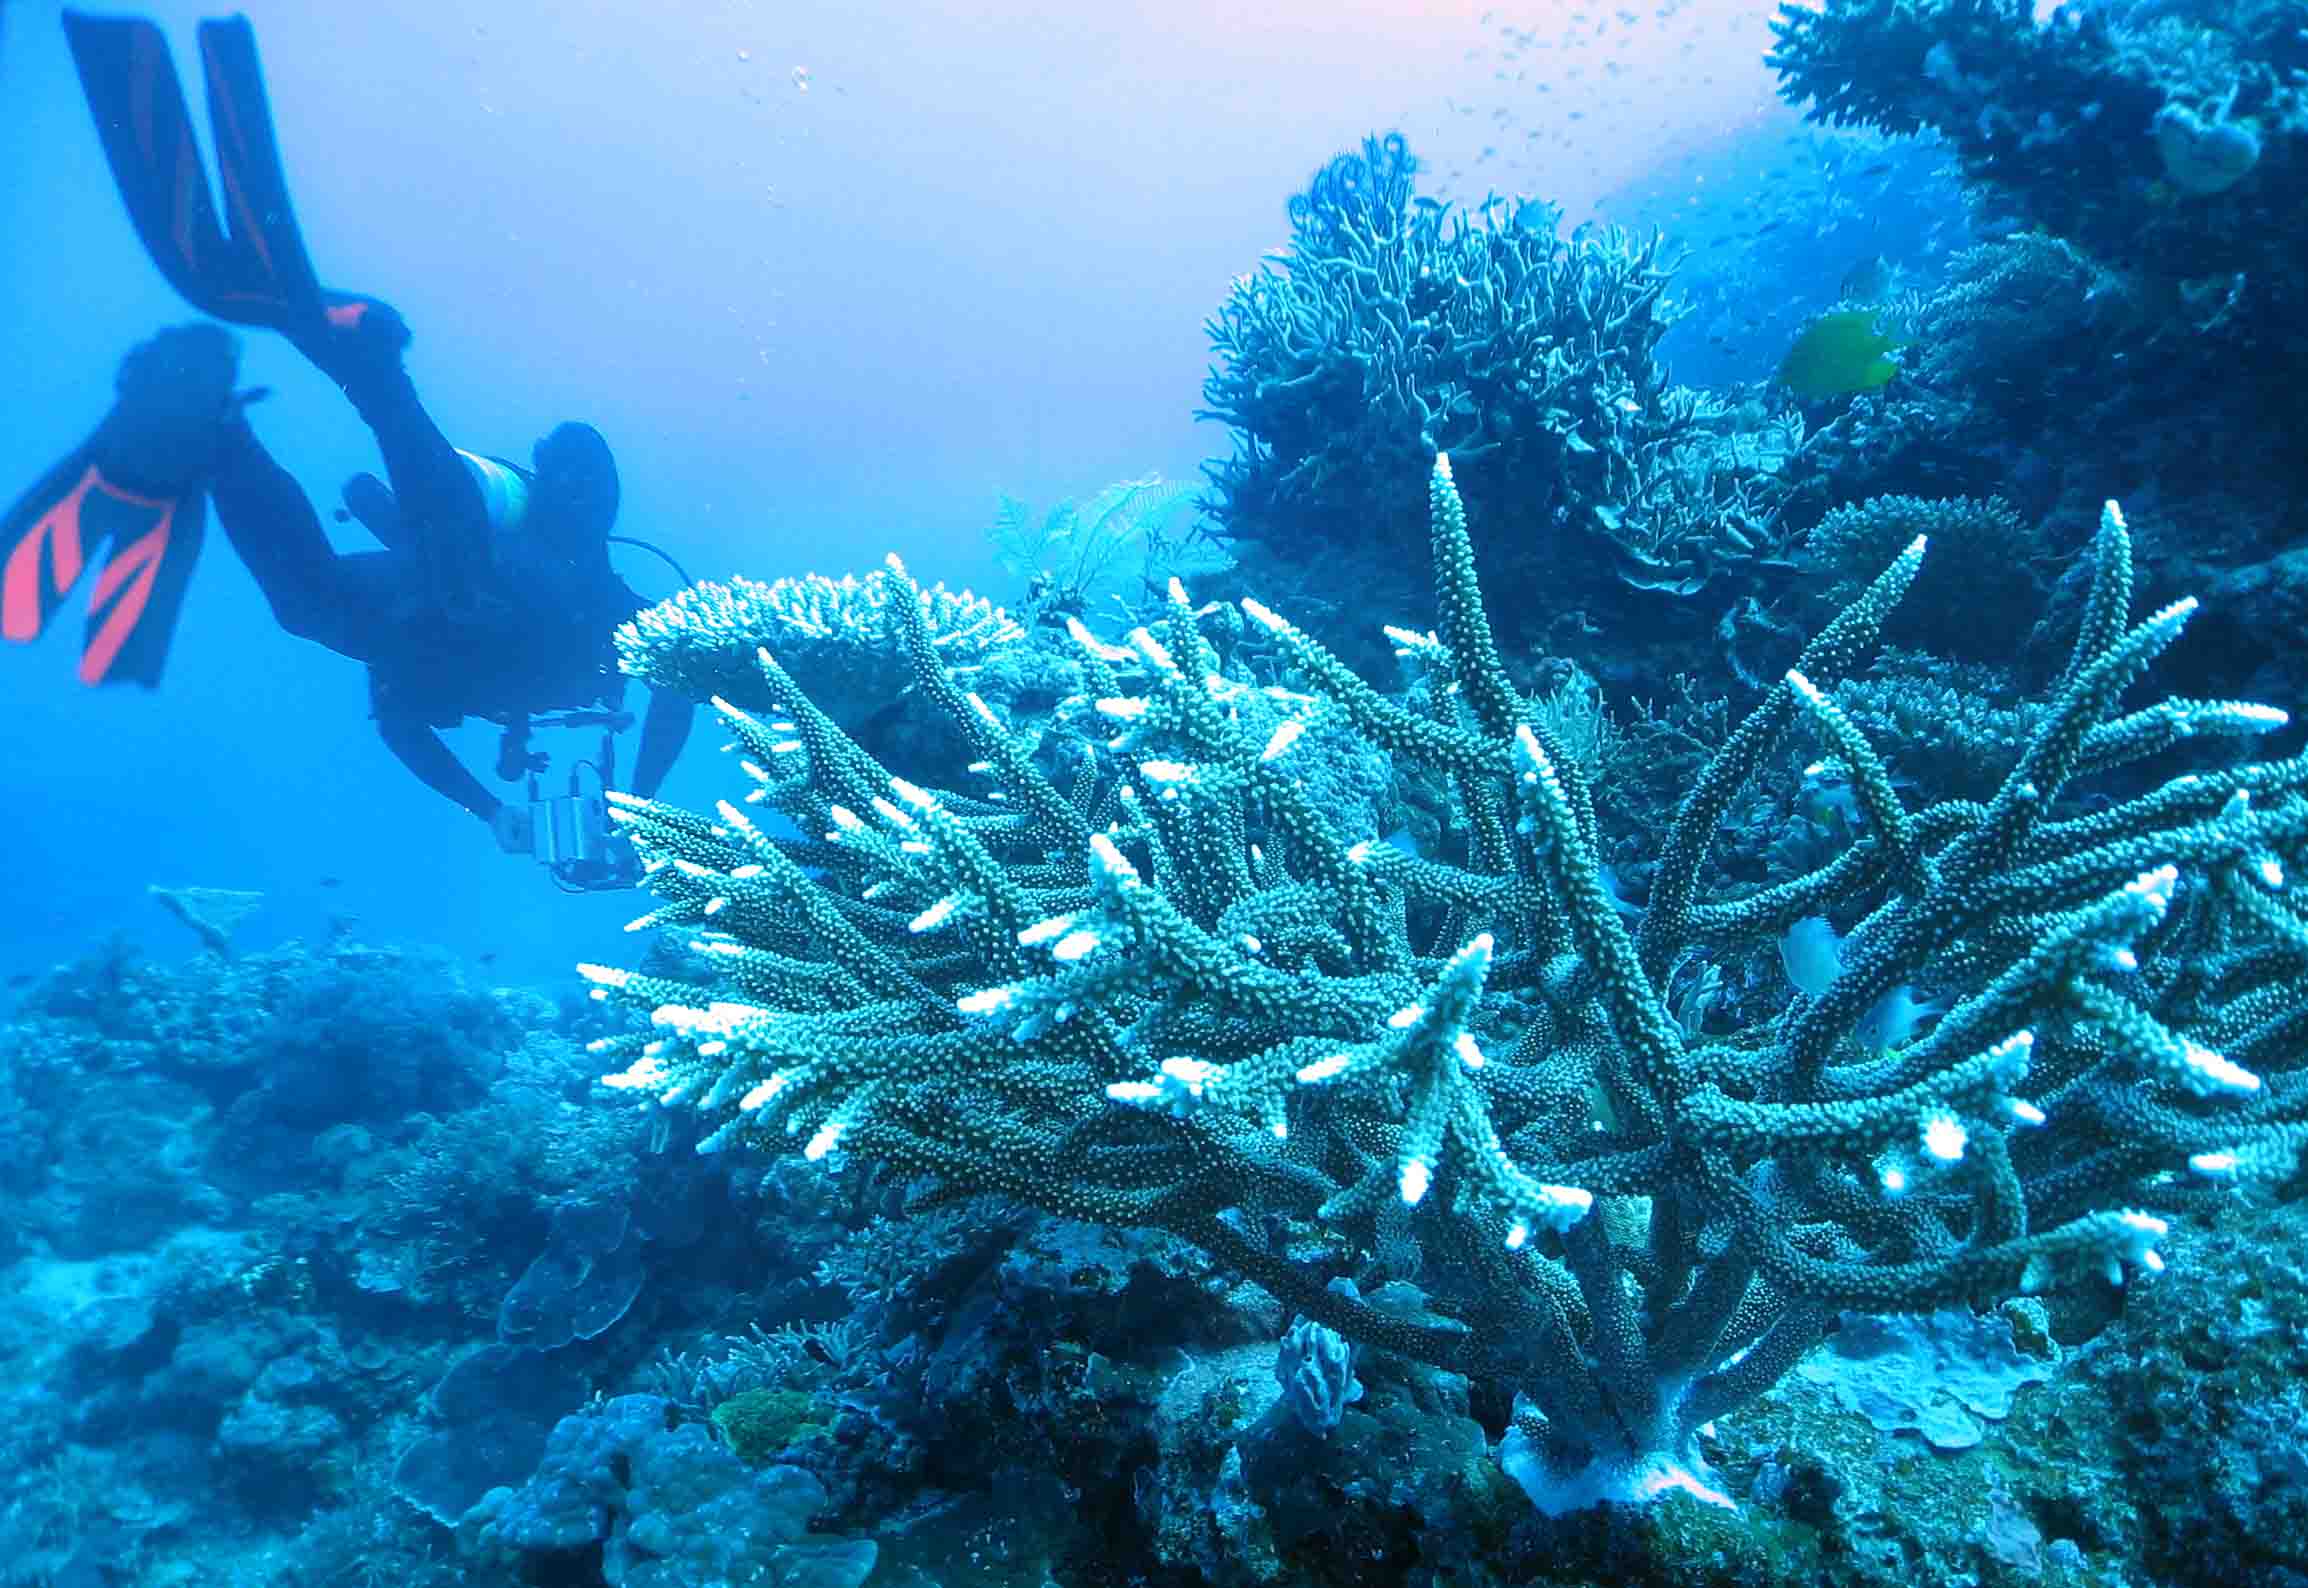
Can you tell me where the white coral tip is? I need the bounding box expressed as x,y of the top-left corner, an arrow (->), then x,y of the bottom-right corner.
1051,929 -> 1102,962
1919,1111 -> 1968,1163
909,895 -> 963,933
2179,1038 -> 2260,1096
1089,832 -> 1141,884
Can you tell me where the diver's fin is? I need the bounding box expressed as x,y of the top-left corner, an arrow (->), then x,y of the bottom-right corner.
5,323 -> 235,688
195,16 -> 323,325
74,474 -> 207,688
63,11 -> 323,334
2,445 -> 103,652
2,447 -> 208,688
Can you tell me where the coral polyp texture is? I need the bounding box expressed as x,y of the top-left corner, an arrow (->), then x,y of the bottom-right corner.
591,455 -> 2308,1512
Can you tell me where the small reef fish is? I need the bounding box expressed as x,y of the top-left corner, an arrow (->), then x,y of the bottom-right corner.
1779,915 -> 1843,999
1779,915 -> 1943,1050
1777,308 -> 1902,399
1795,758 -> 1861,839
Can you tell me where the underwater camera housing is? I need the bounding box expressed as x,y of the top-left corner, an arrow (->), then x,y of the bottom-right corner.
534,776 -> 637,893
497,711 -> 642,892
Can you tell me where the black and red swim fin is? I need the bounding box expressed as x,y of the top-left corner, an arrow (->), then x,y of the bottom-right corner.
1,444 -> 208,688
2,323 -> 237,688
63,9 -> 326,337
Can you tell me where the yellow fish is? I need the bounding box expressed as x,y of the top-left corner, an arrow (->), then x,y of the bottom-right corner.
1777,308 -> 1902,399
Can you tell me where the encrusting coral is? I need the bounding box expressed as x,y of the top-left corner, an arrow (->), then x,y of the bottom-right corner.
593,454 -> 2308,1513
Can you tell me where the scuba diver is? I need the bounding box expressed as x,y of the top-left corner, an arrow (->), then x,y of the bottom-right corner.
0,12 -> 692,886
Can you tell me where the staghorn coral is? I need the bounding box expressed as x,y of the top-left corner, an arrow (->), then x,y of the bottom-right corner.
1200,133 -> 1799,640
583,456 -> 2308,1514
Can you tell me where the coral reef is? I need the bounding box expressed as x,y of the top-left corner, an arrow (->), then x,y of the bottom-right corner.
22,39 -> 2308,1586
464,1395 -> 878,1588
590,454 -> 2308,1519
1199,133 -> 1802,670
1770,0 -> 2308,342
1766,1 -> 2308,708
0,936 -> 735,1584
617,561 -> 1044,788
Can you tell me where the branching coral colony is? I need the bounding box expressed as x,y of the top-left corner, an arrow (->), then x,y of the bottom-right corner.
588,457 -> 2308,1513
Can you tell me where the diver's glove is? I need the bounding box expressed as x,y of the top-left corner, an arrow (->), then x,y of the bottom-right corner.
489,802 -> 537,856
290,293 -> 412,396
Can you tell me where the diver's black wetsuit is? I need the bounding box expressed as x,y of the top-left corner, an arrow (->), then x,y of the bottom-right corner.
6,10 -> 691,828
207,352 -> 691,824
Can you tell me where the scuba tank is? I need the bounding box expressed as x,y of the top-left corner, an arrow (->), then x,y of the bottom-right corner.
457,449 -> 532,533
334,450 -> 533,545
